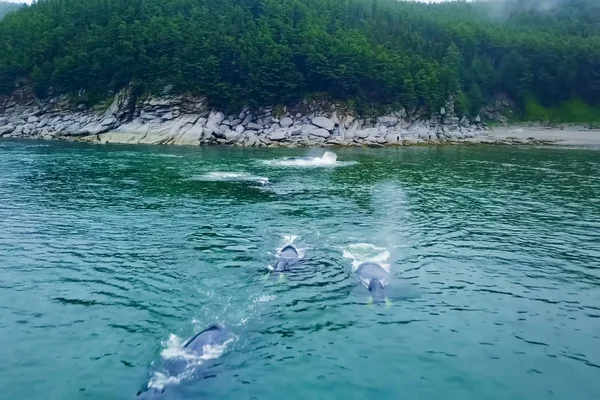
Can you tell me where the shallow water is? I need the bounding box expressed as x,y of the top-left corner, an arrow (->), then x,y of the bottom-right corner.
1,140 -> 599,400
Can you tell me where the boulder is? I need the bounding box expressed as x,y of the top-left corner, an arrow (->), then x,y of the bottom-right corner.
224,130 -> 240,141
344,120 -> 359,139
247,122 -> 263,130
308,128 -> 330,138
269,130 -> 287,141
242,113 -> 253,126
377,116 -> 399,127
311,116 -> 335,131
280,117 -> 293,128
100,116 -> 117,127
355,127 -> 378,139
394,108 -> 406,118
0,124 -> 15,137
207,111 -> 225,127
203,126 -> 215,137
27,116 -> 39,123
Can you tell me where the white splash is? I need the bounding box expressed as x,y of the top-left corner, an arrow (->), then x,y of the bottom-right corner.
253,294 -> 277,303
263,151 -> 355,167
343,243 -> 391,273
186,171 -> 269,185
156,154 -> 183,158
147,332 -> 233,390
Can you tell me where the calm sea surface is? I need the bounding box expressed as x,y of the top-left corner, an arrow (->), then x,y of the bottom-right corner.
1,140 -> 599,400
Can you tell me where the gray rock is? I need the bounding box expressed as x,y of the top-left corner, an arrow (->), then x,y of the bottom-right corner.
242,113 -> 253,126
0,124 -> 15,137
355,128 -> 378,139
269,130 -> 287,141
394,108 -> 406,118
309,128 -> 330,138
280,117 -> 293,128
377,116 -> 399,127
440,107 -> 446,115
207,111 -> 225,127
27,116 -> 39,123
475,115 -> 482,123
224,130 -> 240,141
161,112 -> 175,120
343,115 -> 355,129
101,116 -> 117,127
345,120 -> 359,139
203,126 -> 215,136
311,116 -> 335,131
247,122 -> 263,130
235,125 -> 245,134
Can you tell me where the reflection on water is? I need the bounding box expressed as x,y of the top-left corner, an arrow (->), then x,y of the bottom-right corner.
0,140 -> 599,400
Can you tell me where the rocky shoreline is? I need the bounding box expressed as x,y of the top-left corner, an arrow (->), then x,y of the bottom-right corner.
0,88 -> 568,147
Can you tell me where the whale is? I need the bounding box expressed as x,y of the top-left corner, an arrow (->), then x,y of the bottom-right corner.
264,244 -> 304,283
273,244 -> 300,272
354,262 -> 390,304
137,324 -> 233,398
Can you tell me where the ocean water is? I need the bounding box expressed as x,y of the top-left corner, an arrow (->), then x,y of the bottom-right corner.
0,140 -> 599,400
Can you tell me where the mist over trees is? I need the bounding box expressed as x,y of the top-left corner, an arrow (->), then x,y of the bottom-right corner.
0,1 -> 22,19
0,0 -> 598,116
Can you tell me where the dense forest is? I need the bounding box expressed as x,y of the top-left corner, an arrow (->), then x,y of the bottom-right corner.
0,0 -> 599,119
0,1 -> 22,19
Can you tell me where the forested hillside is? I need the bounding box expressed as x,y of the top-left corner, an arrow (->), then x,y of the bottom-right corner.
0,0 -> 598,117
0,1 -> 21,19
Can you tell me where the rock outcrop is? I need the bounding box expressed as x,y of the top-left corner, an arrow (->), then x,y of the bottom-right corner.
0,86 -> 488,147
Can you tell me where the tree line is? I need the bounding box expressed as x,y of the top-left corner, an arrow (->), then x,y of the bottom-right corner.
0,0 -> 598,117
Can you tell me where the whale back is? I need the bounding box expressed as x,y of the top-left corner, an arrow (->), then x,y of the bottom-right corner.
274,245 -> 300,272
183,324 -> 230,354
279,245 -> 299,259
355,262 -> 389,285
137,324 -> 232,398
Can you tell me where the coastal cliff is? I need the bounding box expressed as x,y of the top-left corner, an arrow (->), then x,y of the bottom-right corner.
1,88 -> 492,147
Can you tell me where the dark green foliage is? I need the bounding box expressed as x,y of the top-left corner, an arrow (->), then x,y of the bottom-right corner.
0,0 -> 598,116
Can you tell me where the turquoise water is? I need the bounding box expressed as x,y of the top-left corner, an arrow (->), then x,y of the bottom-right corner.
1,140 -> 599,400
